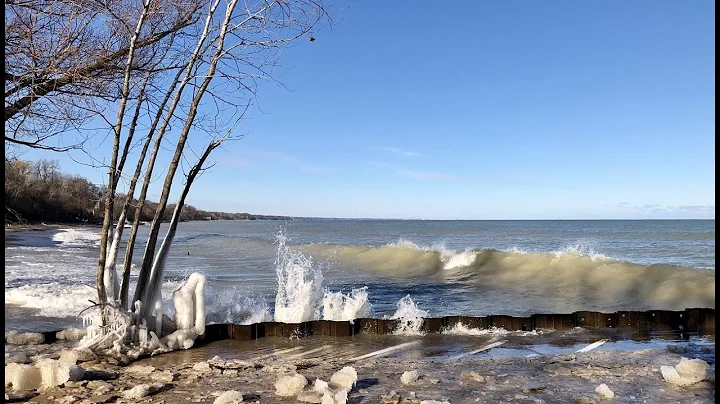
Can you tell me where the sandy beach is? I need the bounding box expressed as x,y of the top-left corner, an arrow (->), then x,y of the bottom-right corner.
5,332 -> 715,404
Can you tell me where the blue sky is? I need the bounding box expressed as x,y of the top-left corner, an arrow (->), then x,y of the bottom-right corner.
22,1 -> 715,219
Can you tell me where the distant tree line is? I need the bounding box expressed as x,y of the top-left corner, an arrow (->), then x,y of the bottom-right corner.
5,159 -> 290,224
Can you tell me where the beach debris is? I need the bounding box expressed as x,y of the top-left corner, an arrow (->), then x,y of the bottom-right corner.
5,330 -> 44,345
330,366 -> 358,390
577,339 -> 609,353
521,381 -> 545,392
460,371 -> 485,382
213,390 -> 245,403
401,370 -> 420,385
594,383 -> 614,399
450,339 -> 507,359
56,328 -> 87,341
275,373 -> 308,397
349,341 -> 421,361
660,357 -> 710,387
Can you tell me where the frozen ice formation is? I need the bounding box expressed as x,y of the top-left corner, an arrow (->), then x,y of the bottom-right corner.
401,370 -> 420,385
275,373 -> 308,397
661,357 -> 710,387
5,360 -> 84,391
595,383 -> 615,399
330,366 -> 358,390
214,390 -> 245,403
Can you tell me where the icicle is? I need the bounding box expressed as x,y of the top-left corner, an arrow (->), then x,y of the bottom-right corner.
155,300 -> 163,337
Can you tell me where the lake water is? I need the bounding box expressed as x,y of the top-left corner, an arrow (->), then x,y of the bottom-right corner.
4,219 -> 715,332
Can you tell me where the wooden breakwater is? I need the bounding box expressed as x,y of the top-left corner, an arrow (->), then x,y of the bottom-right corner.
197,307 -> 715,343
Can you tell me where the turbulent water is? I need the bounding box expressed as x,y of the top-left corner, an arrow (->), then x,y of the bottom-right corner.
4,220 -> 715,332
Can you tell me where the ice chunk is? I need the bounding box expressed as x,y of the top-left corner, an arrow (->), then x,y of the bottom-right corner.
5,330 -> 44,345
275,373 -> 308,397
213,390 -> 245,403
661,357 -> 710,387
595,383 -> 615,399
5,363 -> 43,391
330,366 -> 357,390
122,384 -> 152,399
56,328 -> 86,341
314,378 -> 330,394
401,370 -> 419,385
37,359 -> 85,389
420,401 -> 450,404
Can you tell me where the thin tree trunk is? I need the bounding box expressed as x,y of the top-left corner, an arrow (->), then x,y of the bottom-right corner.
96,0 -> 151,310
144,140 -> 222,313
132,0 -> 225,312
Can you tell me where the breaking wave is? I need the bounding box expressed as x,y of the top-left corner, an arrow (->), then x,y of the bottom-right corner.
300,240 -> 716,311
51,228 -> 101,248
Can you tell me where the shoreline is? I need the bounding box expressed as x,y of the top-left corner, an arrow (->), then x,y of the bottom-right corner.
4,339 -> 715,403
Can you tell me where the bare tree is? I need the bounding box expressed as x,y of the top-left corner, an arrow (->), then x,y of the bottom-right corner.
4,0 -> 201,152
48,0 -> 332,355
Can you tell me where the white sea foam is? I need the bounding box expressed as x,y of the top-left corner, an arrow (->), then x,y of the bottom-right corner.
4,284 -> 98,318
51,228 -> 101,247
390,295 -> 428,335
441,323 -> 545,336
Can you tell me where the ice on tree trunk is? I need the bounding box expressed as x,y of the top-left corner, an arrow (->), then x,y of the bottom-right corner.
103,211 -> 127,302
162,272 -> 206,350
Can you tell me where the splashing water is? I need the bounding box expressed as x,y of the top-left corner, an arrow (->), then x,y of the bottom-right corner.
390,295 -> 428,335
274,234 -> 324,323
273,233 -> 374,323
322,287 -> 372,323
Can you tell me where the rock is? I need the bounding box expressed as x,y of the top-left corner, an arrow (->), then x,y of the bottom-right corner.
5,363 -> 43,391
127,364 -> 156,375
59,348 -> 96,365
56,328 -> 87,341
5,352 -> 29,365
122,384 -> 153,399
661,357 -> 710,387
82,370 -> 118,381
193,361 -> 212,372
209,356 -> 261,370
151,370 -> 176,383
594,383 -> 614,399
85,394 -> 116,404
274,373 -> 307,397
401,370 -> 419,385
329,366 -> 357,390
380,390 -> 399,404
460,371 -> 484,382
56,395 -> 80,404
213,390 -> 245,404
87,380 -> 111,392
4,390 -> 38,402
574,396 -> 597,404
521,381 -> 545,393
64,381 -> 88,388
